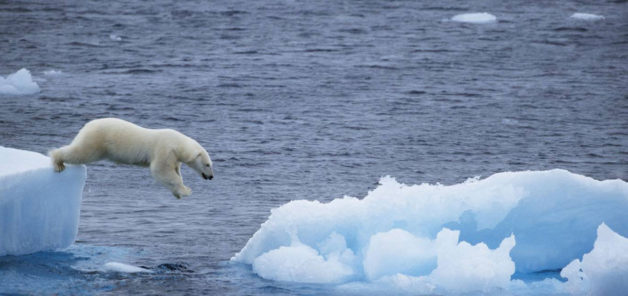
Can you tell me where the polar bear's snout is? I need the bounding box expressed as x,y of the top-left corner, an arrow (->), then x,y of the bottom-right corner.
202,164 -> 214,180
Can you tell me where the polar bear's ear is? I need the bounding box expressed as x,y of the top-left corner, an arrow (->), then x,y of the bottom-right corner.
186,152 -> 202,163
176,146 -> 201,163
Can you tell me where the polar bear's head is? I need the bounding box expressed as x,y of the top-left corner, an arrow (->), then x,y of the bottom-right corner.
176,135 -> 214,181
187,149 -> 214,180
181,139 -> 214,181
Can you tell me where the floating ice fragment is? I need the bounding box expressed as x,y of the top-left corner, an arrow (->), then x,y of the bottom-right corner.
451,12 -> 497,24
43,70 -> 63,76
0,68 -> 41,95
570,13 -> 605,21
104,262 -> 152,273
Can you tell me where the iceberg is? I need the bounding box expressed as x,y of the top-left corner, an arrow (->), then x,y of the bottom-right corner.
233,170 -> 628,294
451,12 -> 497,24
0,146 -> 86,256
570,13 -> 605,21
0,68 -> 41,95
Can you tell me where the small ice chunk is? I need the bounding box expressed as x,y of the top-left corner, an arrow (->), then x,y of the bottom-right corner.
43,70 -> 63,76
109,34 -> 122,41
104,262 -> 152,273
570,13 -> 605,21
451,12 -> 497,24
0,68 -> 40,95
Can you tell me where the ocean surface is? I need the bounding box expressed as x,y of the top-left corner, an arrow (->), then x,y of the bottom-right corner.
1,0 -> 627,295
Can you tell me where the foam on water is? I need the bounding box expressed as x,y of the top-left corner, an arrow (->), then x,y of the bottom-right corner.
233,170 -> 628,294
451,12 -> 497,24
0,68 -> 40,95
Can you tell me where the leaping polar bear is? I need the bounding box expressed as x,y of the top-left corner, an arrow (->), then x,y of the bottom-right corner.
50,118 -> 214,199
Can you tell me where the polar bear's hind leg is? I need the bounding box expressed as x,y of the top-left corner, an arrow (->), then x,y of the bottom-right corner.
50,147 -> 67,172
50,143 -> 104,172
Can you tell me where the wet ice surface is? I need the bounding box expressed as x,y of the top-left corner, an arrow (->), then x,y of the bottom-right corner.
1,0 -> 627,295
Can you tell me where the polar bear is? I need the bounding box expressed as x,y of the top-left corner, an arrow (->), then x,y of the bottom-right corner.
50,118 -> 214,199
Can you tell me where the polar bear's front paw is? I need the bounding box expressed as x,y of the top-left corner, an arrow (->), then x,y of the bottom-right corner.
173,186 -> 191,199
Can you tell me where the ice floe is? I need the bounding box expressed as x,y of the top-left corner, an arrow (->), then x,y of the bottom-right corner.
233,170 -> 628,294
451,12 -> 497,24
0,68 -> 40,95
0,147 -> 85,256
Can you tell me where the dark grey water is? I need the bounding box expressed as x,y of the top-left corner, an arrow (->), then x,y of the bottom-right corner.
1,0 -> 627,295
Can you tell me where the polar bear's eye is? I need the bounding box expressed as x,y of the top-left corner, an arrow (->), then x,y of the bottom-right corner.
206,164 -> 210,167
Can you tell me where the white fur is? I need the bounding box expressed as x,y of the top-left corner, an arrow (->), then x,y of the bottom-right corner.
50,118 -> 213,198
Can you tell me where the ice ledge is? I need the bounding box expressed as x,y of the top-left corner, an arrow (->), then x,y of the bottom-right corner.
1,146 -> 86,256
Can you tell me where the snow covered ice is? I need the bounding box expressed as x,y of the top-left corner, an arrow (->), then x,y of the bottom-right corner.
0,146 -> 86,256
233,170 -> 628,294
570,13 -> 605,21
0,68 -> 40,95
451,13 -> 497,24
